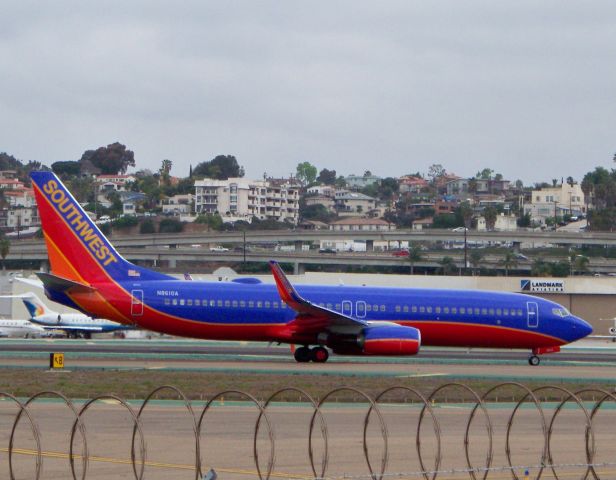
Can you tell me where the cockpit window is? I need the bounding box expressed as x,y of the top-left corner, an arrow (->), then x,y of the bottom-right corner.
552,308 -> 570,317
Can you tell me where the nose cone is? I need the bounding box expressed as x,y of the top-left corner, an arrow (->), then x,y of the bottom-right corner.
572,316 -> 593,341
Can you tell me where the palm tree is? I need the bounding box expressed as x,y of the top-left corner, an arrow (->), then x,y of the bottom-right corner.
500,251 -> 518,276
571,254 -> 589,275
407,243 -> 422,274
483,206 -> 498,231
0,238 -> 10,270
469,250 -> 483,276
531,257 -> 552,277
438,256 -> 456,275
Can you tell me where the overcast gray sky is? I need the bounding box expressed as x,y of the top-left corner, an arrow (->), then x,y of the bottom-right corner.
1,1 -> 615,183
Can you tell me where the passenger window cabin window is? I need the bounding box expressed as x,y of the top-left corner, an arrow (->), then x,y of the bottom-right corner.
481,308 -> 487,315
195,299 -> 200,306
265,301 -> 270,308
224,300 -> 230,307
474,308 -> 480,315
257,301 -> 262,308
180,299 -> 185,306
273,302 -> 278,308
172,299 -> 178,305
232,300 -> 238,307
395,306 -> 401,312
335,303 -> 341,310
240,300 -> 245,307
435,307 -> 441,314
460,307 -> 465,314
503,309 -> 509,316
164,299 -> 170,305
419,306 -> 425,313
373,304 -> 378,311
412,306 -> 417,313
187,299 -> 193,306
443,307 -> 449,314
403,306 -> 409,312
451,307 -> 457,314
249,301 -> 254,307
380,305 -> 385,312
426,306 -> 432,313
496,308 -> 501,316
366,305 -> 372,311
517,309 -> 523,316
327,303 -> 333,309
489,308 -> 494,315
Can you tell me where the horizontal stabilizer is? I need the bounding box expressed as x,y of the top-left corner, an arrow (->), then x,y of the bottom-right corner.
36,272 -> 97,294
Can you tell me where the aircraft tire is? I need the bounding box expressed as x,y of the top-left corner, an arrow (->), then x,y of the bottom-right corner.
528,355 -> 540,366
311,346 -> 329,363
294,346 -> 311,363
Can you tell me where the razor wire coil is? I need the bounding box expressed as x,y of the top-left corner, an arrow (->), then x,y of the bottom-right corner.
1,383 -> 615,480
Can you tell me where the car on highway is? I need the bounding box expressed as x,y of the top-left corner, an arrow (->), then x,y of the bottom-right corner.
514,253 -> 529,260
318,248 -> 336,254
391,249 -> 409,257
451,227 -> 468,232
209,246 -> 229,252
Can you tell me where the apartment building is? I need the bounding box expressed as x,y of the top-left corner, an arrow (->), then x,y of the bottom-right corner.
194,178 -> 300,224
524,183 -> 585,225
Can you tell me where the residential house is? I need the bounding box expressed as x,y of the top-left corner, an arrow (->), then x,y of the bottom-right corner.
398,175 -> 429,194
95,174 -> 136,192
161,194 -> 193,216
334,191 -> 376,217
344,174 -> 381,189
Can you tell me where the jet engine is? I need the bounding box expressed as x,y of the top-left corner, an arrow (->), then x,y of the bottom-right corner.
330,324 -> 421,356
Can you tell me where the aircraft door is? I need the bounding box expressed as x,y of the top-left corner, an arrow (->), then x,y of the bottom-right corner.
342,300 -> 352,316
527,301 -> 539,328
356,301 -> 366,319
131,290 -> 144,317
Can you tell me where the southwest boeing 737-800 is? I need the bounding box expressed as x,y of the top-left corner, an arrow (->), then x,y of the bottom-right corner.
30,171 -> 592,365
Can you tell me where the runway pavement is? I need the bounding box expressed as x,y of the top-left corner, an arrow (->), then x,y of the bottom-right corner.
1,338 -> 616,382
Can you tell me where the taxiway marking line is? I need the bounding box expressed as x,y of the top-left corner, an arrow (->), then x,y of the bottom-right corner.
0,447 -> 310,478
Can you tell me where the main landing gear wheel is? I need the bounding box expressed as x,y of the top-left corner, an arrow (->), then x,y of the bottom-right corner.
311,346 -> 329,363
528,355 -> 541,366
294,346 -> 311,363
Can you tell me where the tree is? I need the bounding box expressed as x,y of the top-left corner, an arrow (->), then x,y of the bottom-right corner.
407,244 -> 422,275
476,168 -> 494,180
438,256 -> 457,275
300,204 -> 334,223
0,238 -> 9,270
469,250 -> 483,276
317,168 -> 337,185
195,213 -> 223,230
139,219 -> 156,234
296,162 -> 317,186
193,155 -> 244,179
51,160 -> 81,177
531,258 -> 552,277
159,159 -> 173,186
82,142 -> 136,174
158,218 -> 184,233
483,206 -> 498,231
459,201 -> 473,228
427,164 -> 445,184
500,251 -> 518,276
375,177 -> 399,201
571,254 -> 589,275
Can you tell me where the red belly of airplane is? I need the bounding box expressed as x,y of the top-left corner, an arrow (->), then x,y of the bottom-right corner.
404,321 -> 563,349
